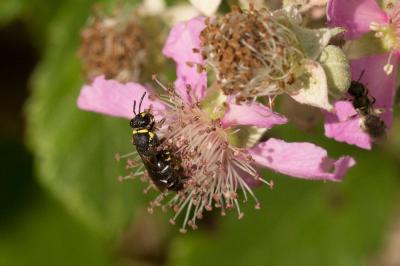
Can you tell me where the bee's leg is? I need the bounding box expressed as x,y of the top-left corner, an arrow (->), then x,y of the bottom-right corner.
157,118 -> 166,128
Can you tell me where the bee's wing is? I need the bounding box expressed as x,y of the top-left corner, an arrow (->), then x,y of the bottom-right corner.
371,107 -> 385,115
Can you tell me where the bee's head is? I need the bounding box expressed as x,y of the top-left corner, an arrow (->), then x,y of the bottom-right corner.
130,111 -> 155,129
348,81 -> 366,97
130,92 -> 155,129
348,70 -> 367,97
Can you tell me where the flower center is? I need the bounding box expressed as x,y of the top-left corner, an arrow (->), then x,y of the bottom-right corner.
117,79 -> 273,233
152,90 -> 265,232
370,2 -> 400,74
199,6 -> 304,102
387,0 -> 400,41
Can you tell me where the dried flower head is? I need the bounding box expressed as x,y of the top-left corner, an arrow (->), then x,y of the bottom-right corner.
199,6 -> 304,102
79,6 -> 148,82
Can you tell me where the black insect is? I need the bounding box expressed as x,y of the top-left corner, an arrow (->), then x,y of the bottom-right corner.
130,92 -> 185,192
348,71 -> 386,138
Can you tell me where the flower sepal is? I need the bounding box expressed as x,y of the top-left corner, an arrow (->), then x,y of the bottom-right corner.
318,45 -> 351,97
290,22 -> 344,60
289,59 -> 334,111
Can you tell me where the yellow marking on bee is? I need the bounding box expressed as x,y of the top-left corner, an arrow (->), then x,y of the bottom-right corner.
140,112 -> 147,117
132,129 -> 149,135
164,151 -> 171,161
148,131 -> 155,141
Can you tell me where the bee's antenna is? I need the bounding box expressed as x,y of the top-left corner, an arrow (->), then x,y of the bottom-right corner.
139,92 -> 146,113
357,70 -> 365,82
133,100 -> 137,115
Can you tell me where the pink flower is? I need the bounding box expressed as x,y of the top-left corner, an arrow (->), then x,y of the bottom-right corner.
77,18 -> 355,232
78,76 -> 355,230
327,0 -> 400,70
325,0 -> 399,148
327,0 -> 388,40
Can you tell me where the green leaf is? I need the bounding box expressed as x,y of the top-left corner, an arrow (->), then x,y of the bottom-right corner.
0,0 -> 66,49
318,45 -> 351,97
290,22 -> 343,60
0,193 -> 110,266
26,0 -> 144,237
0,0 -> 24,27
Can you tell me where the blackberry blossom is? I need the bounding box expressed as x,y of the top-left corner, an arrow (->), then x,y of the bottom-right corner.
78,75 -> 355,232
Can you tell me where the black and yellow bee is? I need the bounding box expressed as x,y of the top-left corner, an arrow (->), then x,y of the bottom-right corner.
130,92 -> 185,192
348,71 -> 386,138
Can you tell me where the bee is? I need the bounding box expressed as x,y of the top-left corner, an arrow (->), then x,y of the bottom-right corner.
130,92 -> 185,192
348,71 -> 386,138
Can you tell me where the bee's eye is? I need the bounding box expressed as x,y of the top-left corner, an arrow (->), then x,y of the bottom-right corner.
140,115 -> 149,125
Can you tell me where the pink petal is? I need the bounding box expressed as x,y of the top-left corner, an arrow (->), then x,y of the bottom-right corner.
221,101 -> 287,129
350,53 -> 397,127
327,0 -> 388,39
77,76 -> 166,120
247,138 -> 356,181
289,60 -> 333,111
324,101 -> 372,149
162,17 -> 207,103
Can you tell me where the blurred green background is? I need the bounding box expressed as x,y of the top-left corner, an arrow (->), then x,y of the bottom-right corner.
1,0 -> 400,266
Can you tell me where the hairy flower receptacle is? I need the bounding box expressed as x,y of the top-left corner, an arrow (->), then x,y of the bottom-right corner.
153,83 -> 267,231
199,6 -> 304,102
